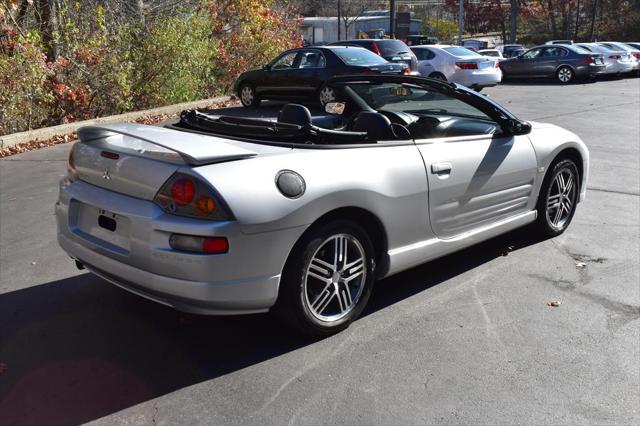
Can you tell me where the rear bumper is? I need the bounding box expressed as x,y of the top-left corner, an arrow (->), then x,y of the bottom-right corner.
56,180 -> 306,315
452,69 -> 502,88
602,61 -> 635,74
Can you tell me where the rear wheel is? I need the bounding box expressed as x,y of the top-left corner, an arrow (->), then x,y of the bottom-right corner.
239,83 -> 260,108
318,85 -> 336,107
535,158 -> 579,237
556,66 -> 574,84
275,220 -> 375,337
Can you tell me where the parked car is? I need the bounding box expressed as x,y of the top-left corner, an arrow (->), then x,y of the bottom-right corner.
574,43 -> 635,77
56,74 -> 589,336
329,39 -> 419,74
496,44 -> 526,58
406,35 -> 438,46
545,40 -> 573,45
624,42 -> 640,51
478,49 -> 505,61
596,42 -> 640,75
499,44 -> 606,83
234,46 -> 409,108
410,44 -> 502,91
462,39 -> 489,50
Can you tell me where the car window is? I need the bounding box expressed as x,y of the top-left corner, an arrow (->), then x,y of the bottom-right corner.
333,47 -> 388,66
376,40 -> 411,56
348,83 -> 491,121
271,52 -> 298,70
412,48 -> 435,60
298,50 -> 326,68
522,48 -> 542,59
543,47 -> 567,57
577,44 -> 593,52
481,51 -> 499,57
443,47 -> 479,57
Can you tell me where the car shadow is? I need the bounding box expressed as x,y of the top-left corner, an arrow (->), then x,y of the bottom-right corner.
0,225 -> 547,425
499,78 -> 599,86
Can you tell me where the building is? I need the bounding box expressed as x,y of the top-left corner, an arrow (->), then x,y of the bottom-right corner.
300,15 -> 422,45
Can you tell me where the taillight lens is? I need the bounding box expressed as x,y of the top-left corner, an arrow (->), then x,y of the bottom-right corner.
403,68 -> 411,75
65,145 -> 78,183
455,62 -> 478,70
370,42 -> 382,56
169,234 -> 229,254
633,53 -> 640,59
583,55 -> 594,64
154,173 -> 232,220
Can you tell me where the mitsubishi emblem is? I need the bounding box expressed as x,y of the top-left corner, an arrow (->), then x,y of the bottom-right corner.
102,170 -> 111,180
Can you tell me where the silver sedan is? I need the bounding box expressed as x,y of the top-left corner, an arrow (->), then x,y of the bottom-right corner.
56,75 -> 589,336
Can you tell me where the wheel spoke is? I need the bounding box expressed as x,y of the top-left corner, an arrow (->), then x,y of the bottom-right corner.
547,193 -> 561,209
335,286 -> 346,312
343,258 -> 364,283
556,173 -> 566,193
311,284 -> 336,314
309,258 -> 333,278
553,201 -> 564,225
563,176 -> 574,195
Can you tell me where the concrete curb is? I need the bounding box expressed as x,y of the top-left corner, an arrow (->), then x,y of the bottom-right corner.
0,96 -> 231,149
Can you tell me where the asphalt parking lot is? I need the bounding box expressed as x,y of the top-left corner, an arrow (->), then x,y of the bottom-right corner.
1,78 -> 638,425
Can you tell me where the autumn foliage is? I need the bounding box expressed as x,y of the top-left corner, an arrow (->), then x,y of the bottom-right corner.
0,0 -> 301,136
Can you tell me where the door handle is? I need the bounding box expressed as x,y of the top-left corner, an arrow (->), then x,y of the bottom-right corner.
431,162 -> 452,174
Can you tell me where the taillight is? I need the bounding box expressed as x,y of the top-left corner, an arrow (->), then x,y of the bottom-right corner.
455,62 -> 478,70
403,68 -> 411,75
370,42 -> 382,56
170,177 -> 195,206
583,55 -> 594,64
169,234 -> 229,254
155,173 -> 232,220
633,53 -> 640,59
495,61 -> 500,68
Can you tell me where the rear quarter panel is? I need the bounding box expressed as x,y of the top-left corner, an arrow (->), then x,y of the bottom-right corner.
192,143 -> 432,256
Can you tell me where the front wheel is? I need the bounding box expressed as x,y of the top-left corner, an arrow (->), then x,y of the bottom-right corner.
239,83 -> 260,108
535,158 -> 580,237
275,220 -> 375,337
556,66 -> 574,84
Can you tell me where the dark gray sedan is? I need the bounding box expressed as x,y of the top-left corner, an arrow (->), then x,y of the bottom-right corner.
499,44 -> 606,83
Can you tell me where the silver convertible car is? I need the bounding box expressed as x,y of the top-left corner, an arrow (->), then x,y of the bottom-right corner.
56,75 -> 589,336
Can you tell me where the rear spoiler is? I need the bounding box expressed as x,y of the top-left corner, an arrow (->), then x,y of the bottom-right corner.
77,123 -> 257,166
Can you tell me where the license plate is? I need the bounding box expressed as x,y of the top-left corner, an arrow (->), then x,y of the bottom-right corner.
72,202 -> 131,252
596,58 -> 603,64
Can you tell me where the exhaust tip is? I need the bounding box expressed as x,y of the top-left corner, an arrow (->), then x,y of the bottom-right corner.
75,260 -> 85,270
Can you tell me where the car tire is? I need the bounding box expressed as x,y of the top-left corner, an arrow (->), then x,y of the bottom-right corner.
556,66 -> 574,84
535,158 -> 580,237
239,82 -> 260,108
275,220 -> 376,337
428,72 -> 447,82
318,85 -> 337,107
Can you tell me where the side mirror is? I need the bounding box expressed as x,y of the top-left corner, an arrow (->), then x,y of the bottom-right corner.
503,119 -> 531,136
325,102 -> 345,115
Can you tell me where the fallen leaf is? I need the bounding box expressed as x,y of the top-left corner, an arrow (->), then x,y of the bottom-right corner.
575,261 -> 586,269
547,299 -> 561,307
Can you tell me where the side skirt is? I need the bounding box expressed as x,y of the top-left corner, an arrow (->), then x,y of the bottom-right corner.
385,210 -> 537,277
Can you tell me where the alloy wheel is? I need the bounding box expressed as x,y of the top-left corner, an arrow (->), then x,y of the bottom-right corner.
545,168 -> 577,230
319,86 -> 336,106
558,67 -> 573,83
240,85 -> 254,106
304,234 -> 367,322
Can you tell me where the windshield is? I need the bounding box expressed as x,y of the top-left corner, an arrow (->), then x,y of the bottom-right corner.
333,48 -> 388,66
443,47 -> 480,57
481,51 -> 500,57
347,83 -> 491,120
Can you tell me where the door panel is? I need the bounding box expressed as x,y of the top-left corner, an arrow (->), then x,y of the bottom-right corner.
417,135 -> 538,238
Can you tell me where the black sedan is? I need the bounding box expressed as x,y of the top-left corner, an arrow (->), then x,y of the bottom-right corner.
234,46 -> 409,108
499,44 -> 606,83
